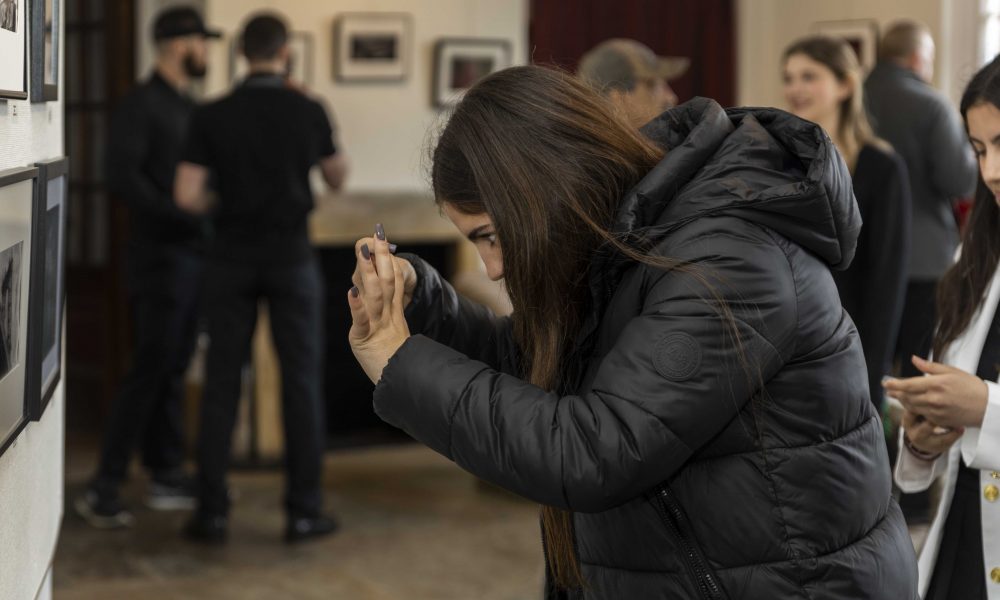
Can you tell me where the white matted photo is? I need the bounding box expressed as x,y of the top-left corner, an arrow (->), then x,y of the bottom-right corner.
0,0 -> 27,99
433,38 -> 512,108
0,167 -> 38,456
811,20 -> 880,74
229,31 -> 314,86
334,13 -> 411,83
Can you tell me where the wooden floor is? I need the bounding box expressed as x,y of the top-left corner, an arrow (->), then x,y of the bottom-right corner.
53,435 -> 931,599
55,442 -> 545,600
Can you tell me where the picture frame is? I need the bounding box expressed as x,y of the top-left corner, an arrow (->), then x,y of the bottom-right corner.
811,19 -> 880,73
433,38 -> 511,108
0,166 -> 39,457
229,31 -> 315,86
0,0 -> 28,99
26,157 -> 66,419
333,13 -> 411,83
29,0 -> 58,102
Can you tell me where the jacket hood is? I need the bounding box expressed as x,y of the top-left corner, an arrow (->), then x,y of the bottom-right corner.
620,97 -> 860,270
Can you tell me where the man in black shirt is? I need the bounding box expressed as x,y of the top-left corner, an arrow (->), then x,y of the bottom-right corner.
176,12 -> 348,544
75,7 -> 220,529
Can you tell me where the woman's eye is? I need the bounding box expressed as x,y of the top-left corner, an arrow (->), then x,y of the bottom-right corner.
487,234 -> 497,246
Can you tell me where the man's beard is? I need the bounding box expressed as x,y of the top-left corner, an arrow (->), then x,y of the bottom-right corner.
184,54 -> 207,79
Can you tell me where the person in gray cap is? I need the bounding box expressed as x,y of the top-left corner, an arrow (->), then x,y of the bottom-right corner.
578,38 -> 689,128
74,5 -> 220,530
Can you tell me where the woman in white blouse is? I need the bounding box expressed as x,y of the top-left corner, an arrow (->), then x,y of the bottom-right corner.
885,56 -> 1000,600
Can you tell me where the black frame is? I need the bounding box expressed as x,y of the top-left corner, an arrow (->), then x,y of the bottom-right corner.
29,0 -> 58,102
432,38 -> 511,108
0,166 -> 39,457
0,0 -> 29,100
333,12 -> 412,83
26,157 -> 66,419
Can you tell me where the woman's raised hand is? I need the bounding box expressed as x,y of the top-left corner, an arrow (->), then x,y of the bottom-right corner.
348,224 -> 413,383
882,355 -> 989,429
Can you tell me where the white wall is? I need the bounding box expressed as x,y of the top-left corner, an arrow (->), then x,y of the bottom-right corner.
0,5 -> 66,597
736,0 -> 976,109
136,0 -> 528,193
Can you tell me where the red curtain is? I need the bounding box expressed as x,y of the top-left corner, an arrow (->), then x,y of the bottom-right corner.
529,0 -> 736,107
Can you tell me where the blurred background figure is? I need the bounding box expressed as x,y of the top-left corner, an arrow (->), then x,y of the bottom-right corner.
782,35 -> 911,416
174,11 -> 346,545
74,5 -> 219,530
865,20 -> 978,379
577,38 -> 688,128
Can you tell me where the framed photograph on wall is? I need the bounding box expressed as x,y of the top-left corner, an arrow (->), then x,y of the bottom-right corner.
229,31 -> 315,86
29,0 -> 59,102
811,20 -> 880,73
0,0 -> 28,99
433,38 -> 512,108
26,158 -> 66,419
0,167 -> 39,456
333,13 -> 411,83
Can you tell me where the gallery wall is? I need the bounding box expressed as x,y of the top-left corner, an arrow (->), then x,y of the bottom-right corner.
0,0 -> 66,596
133,0 -> 528,193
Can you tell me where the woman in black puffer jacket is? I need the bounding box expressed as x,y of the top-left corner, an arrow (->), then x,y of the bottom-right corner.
346,66 -> 918,599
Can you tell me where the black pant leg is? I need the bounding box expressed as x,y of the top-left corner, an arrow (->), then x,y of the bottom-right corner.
264,256 -> 325,518
141,250 -> 204,476
195,259 -> 259,517
94,251 -> 194,488
893,280 -> 938,377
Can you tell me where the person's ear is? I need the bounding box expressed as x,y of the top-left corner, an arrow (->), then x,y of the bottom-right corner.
836,77 -> 854,103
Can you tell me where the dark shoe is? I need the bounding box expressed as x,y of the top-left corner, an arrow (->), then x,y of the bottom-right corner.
183,513 -> 228,544
285,514 -> 339,544
74,488 -> 135,529
147,472 -> 197,511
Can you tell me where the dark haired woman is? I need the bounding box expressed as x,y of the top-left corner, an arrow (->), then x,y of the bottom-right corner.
349,66 -> 917,598
783,36 -> 911,413
885,56 -> 1000,600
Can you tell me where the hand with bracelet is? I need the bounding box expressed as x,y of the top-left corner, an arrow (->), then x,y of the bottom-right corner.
883,355 -> 987,461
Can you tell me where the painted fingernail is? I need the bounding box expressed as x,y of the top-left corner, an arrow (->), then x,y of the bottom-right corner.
389,243 -> 398,254
361,244 -> 371,260
375,223 -> 386,241
350,286 -> 359,298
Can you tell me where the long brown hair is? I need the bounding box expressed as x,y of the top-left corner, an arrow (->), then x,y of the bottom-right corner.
432,65 -> 664,589
431,65 -> 760,590
783,36 -> 889,170
933,57 -> 1000,360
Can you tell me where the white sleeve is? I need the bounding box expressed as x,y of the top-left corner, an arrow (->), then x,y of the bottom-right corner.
960,380 -> 1000,471
894,427 -> 948,493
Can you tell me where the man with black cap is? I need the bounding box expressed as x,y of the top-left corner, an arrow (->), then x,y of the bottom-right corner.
74,6 -> 220,529
176,11 -> 347,544
577,38 -> 689,128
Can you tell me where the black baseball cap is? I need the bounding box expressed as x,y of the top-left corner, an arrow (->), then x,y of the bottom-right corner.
153,7 -> 221,41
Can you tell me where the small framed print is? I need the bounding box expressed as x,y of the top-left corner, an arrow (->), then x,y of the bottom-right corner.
811,20 -> 880,74
0,0 -> 28,99
27,157 -> 66,419
433,38 -> 512,108
0,166 -> 39,455
333,13 -> 411,83
29,0 -> 59,101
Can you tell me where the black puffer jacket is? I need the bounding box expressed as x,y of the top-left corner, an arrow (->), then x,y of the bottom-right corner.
376,98 -> 918,599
